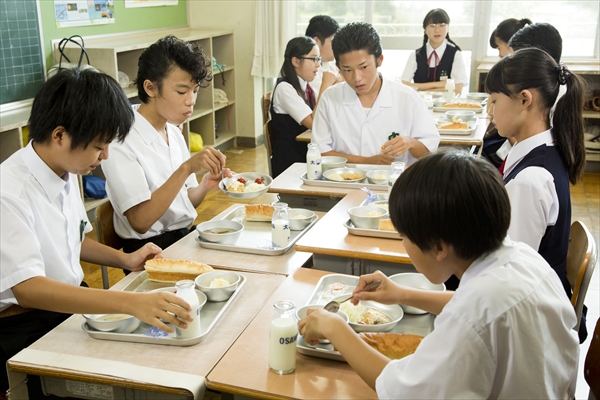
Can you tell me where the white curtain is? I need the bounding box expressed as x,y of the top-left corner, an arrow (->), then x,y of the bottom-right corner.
251,0 -> 297,79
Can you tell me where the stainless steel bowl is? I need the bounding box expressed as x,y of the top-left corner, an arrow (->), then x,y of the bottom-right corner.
196,220 -> 243,245
323,167 -> 367,183
195,270 -> 241,302
389,273 -> 446,314
347,206 -> 388,229
83,314 -> 141,333
288,208 -> 315,231
320,156 -> 347,172
366,170 -> 390,185
220,173 -> 272,199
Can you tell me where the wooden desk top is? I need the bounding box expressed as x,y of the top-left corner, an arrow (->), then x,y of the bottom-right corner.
161,204 -> 316,276
295,190 -> 411,264
7,271 -> 285,397
206,268 -> 377,399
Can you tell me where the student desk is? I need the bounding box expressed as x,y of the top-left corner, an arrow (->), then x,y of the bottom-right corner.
294,190 -> 415,276
6,270 -> 286,400
206,267 -> 378,399
160,204 -> 320,276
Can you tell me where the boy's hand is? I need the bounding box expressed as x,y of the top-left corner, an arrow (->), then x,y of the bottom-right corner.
124,243 -> 162,271
321,71 -> 339,88
201,167 -> 233,190
298,308 -> 347,346
380,136 -> 415,157
130,291 -> 193,333
187,147 -> 226,175
351,271 -> 400,306
364,153 -> 395,165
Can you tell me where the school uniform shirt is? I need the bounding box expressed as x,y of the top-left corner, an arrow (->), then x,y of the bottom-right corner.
311,76 -> 439,166
401,40 -> 468,85
0,142 -> 92,312
310,61 -> 339,95
271,77 -> 313,124
376,240 -> 579,399
101,109 -> 198,240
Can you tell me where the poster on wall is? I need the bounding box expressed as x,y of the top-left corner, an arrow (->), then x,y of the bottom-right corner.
125,0 -> 178,8
54,0 -> 115,27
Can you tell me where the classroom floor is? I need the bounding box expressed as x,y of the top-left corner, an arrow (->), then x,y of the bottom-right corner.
81,144 -> 600,399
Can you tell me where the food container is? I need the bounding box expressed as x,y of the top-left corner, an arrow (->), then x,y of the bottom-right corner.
347,206 -> 388,230
332,295 -> 403,332
366,170 -> 390,185
388,273 -> 446,314
320,156 -> 347,172
288,208 -> 316,231
296,305 -> 349,323
323,167 -> 367,183
445,110 -> 476,118
370,200 -> 389,213
195,270 -> 241,302
219,173 -> 272,199
466,92 -> 489,102
196,220 -> 243,244
83,314 -> 141,333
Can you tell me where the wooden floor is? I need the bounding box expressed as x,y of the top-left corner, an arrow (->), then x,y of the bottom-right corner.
80,144 -> 600,399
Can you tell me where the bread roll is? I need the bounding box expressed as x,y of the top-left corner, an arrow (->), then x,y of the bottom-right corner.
359,332 -> 423,359
245,204 -> 274,222
145,259 -> 213,283
379,219 -> 395,231
442,102 -> 481,109
439,122 -> 469,130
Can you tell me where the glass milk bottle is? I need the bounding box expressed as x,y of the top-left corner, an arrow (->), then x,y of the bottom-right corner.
174,280 -> 201,339
444,78 -> 455,100
271,202 -> 291,248
388,162 -> 405,195
268,301 -> 298,374
423,94 -> 434,110
306,143 -> 322,180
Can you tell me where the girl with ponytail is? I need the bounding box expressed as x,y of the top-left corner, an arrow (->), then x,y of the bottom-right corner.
401,8 -> 467,94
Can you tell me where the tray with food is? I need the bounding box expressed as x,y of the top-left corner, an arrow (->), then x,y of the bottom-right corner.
433,101 -> 484,113
82,262 -> 246,346
219,172 -> 272,199
195,204 -> 318,256
434,116 -> 477,136
300,172 -> 387,191
296,274 -> 435,362
343,195 -> 400,239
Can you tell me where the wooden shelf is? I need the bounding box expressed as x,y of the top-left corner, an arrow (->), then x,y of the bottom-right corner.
190,108 -> 213,120
214,132 -> 236,147
123,86 -> 137,99
214,100 -> 235,111
583,110 -> 600,119
213,66 -> 234,75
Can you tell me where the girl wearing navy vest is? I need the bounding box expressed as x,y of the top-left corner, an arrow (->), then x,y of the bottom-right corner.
485,48 -> 586,338
270,37 -> 333,177
401,9 -> 467,94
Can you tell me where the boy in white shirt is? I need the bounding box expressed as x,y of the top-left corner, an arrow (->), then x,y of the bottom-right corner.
305,15 -> 343,96
311,22 -> 439,166
299,151 -> 579,398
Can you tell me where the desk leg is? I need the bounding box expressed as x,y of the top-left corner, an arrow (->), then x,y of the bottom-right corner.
7,368 -> 28,400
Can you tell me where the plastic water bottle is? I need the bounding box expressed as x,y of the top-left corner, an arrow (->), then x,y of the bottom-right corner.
306,143 -> 322,180
268,300 -> 297,374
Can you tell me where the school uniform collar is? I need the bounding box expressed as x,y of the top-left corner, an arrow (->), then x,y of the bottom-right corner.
341,74 -> 393,109
427,40 -> 447,59
22,141 -> 70,202
133,109 -> 169,147
298,76 -> 308,92
503,129 -> 554,177
459,237 -> 515,287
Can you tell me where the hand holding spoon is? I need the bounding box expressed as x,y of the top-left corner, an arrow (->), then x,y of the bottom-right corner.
323,280 -> 382,313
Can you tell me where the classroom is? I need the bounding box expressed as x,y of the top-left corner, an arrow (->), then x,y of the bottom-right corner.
0,1 -> 599,399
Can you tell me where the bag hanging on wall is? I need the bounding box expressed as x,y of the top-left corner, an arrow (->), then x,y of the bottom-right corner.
48,35 -> 96,77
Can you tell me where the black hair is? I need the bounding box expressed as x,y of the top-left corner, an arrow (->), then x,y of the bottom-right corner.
509,22 -> 562,63
418,9 -> 461,59
29,68 -> 133,149
489,18 -> 532,49
485,47 -> 585,184
280,36 -> 317,99
136,35 -> 212,104
389,150 -> 510,260
332,22 -> 382,63
305,15 -> 339,44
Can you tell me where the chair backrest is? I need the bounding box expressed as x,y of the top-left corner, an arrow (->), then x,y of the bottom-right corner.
584,317 -> 600,399
262,91 -> 273,175
96,200 -> 124,250
566,220 -> 597,331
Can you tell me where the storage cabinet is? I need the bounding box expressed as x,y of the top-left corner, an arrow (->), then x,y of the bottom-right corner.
54,28 -> 237,151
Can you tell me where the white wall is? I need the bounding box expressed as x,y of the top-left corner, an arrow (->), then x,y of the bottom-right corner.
188,0 -> 263,143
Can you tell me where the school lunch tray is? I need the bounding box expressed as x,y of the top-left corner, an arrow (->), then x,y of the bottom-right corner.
433,105 -> 484,113
195,205 -> 318,256
344,193 -> 401,240
300,164 -> 391,191
296,274 -> 435,362
436,122 -> 478,136
81,271 -> 246,346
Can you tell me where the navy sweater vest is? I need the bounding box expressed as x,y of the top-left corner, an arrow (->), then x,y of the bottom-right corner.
413,44 -> 457,83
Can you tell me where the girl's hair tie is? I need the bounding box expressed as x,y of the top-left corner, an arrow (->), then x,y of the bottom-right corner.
554,63 -> 572,86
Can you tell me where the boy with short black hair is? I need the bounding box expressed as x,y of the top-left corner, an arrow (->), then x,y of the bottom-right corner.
509,22 -> 562,63
299,150 -> 579,398
305,15 -> 343,95
311,22 -> 439,166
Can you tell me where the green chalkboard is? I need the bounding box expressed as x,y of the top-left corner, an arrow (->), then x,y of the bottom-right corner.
0,0 -> 45,105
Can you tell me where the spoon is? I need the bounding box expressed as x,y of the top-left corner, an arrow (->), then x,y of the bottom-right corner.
323,280 -> 382,313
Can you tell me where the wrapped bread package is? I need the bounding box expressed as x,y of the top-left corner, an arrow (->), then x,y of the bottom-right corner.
245,204 -> 274,222
359,332 -> 423,359
145,258 -> 214,283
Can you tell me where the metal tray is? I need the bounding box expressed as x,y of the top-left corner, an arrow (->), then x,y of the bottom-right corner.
344,193 -> 401,240
296,274 -> 435,362
81,271 -> 246,346
435,118 -> 477,136
301,172 -> 387,191
196,205 -> 318,256
433,105 -> 483,113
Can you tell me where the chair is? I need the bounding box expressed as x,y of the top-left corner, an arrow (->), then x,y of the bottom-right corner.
585,318 -> 600,399
261,91 -> 273,176
95,200 -> 124,289
565,220 -> 597,332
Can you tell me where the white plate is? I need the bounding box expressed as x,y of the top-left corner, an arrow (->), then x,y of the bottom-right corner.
335,295 -> 404,332
219,172 -> 272,199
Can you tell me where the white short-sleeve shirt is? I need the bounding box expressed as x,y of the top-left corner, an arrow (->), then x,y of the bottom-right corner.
1,143 -> 92,312
271,76 -> 313,125
376,240 -> 579,399
311,61 -> 339,95
401,40 -> 468,85
101,109 -> 198,240
311,76 -> 440,166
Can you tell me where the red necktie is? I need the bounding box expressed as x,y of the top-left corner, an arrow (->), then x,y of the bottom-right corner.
498,157 -> 507,175
305,84 -> 315,109
426,51 -> 440,81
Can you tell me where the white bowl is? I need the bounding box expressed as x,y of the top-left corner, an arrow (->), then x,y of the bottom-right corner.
296,305 -> 349,323
152,287 -> 208,312
320,156 -> 347,172
83,314 -> 141,333
220,173 -> 272,199
445,110 -> 476,118
370,200 -> 389,213
196,220 -> 243,245
366,170 -> 390,185
333,295 -> 403,332
466,92 -> 489,102
288,208 -> 315,231
389,273 -> 446,314
348,206 -> 388,230
195,270 -> 241,302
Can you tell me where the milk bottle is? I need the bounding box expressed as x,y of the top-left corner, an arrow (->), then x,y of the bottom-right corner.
174,280 -> 201,338
271,202 -> 290,248
306,143 -> 322,180
388,162 -> 405,195
444,78 -> 455,100
268,300 -> 298,374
